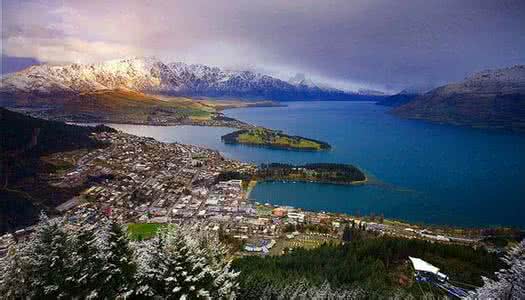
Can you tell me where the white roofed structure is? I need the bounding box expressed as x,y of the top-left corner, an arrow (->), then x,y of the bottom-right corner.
409,256 -> 448,282
409,257 -> 440,274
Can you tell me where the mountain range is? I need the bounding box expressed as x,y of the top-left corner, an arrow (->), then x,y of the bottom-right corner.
2,58 -> 524,132
0,57 -> 376,103
391,65 -> 525,132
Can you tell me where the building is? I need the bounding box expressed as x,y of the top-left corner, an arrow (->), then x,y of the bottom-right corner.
409,257 -> 448,283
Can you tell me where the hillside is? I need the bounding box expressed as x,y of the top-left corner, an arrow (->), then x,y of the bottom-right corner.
58,89 -> 214,124
0,57 -> 371,102
234,236 -> 503,298
393,65 -> 525,132
3,88 -> 259,127
0,108 -> 113,233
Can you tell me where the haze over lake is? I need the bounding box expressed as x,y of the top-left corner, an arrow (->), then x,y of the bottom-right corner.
109,101 -> 525,228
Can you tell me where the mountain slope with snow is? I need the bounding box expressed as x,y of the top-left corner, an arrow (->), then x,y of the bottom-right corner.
0,58 -> 371,102
394,65 -> 525,131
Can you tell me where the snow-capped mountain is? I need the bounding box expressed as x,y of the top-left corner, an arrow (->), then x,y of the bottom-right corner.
288,73 -> 319,88
394,65 -> 525,131
0,57 -> 363,101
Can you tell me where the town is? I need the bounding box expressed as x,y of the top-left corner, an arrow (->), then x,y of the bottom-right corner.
1,130 -> 490,258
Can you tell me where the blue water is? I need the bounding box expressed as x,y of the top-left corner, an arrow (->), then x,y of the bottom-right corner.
109,101 -> 525,228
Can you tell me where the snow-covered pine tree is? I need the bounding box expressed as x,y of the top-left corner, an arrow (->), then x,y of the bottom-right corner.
249,279 -> 368,300
0,214 -> 77,299
191,227 -> 240,299
97,220 -> 137,299
0,239 -> 32,298
134,225 -> 239,299
470,239 -> 525,299
134,232 -> 172,297
69,223 -> 107,299
2,217 -> 238,299
155,225 -> 215,299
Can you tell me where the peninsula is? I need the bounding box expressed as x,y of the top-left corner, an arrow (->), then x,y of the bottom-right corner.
221,128 -> 331,151
255,163 -> 366,184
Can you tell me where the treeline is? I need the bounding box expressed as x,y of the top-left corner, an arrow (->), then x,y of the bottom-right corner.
1,108 -> 113,156
221,129 -> 248,144
256,163 -> 366,183
232,235 -> 504,298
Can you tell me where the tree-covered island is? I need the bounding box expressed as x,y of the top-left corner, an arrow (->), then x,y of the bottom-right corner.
221,128 -> 331,151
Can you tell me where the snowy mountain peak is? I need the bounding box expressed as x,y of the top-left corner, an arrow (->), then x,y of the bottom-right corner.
0,58 -> 363,101
288,73 -> 318,88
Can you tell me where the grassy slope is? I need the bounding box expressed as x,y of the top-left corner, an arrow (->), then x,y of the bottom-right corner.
64,89 -> 213,120
67,91 -> 279,119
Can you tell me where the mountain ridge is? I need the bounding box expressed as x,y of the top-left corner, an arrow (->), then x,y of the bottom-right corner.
393,65 -> 525,132
0,57 -> 379,102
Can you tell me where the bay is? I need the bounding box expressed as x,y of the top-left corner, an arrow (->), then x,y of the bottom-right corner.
109,101 -> 525,228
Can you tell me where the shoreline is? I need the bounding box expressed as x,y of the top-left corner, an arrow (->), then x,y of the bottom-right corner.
253,176 -> 368,186
10,104 -> 520,231
245,180 -> 258,199
246,177 -> 522,231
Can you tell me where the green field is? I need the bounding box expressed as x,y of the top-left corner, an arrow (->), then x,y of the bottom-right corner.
127,223 -> 165,240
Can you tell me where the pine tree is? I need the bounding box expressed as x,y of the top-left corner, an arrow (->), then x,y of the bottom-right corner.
253,279 -> 367,299
30,214 -> 77,298
97,221 -> 137,299
1,217 -> 238,299
0,241 -> 32,298
195,228 -> 239,299
70,223 -> 106,299
162,225 -> 219,299
134,225 -> 239,299
134,232 -> 178,298
2,214 -> 76,299
470,239 -> 525,299
342,224 -> 352,243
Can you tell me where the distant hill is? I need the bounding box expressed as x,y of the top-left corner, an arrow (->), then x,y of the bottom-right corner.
0,108 -> 113,233
0,57 -> 377,102
376,90 -> 419,107
393,65 -> 525,132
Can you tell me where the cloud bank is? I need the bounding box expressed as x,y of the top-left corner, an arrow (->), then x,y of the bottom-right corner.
2,0 -> 525,92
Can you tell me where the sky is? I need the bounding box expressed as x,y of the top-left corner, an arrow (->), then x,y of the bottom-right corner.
1,0 -> 525,92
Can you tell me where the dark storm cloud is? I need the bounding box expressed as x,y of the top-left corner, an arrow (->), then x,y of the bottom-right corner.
2,0 -> 525,91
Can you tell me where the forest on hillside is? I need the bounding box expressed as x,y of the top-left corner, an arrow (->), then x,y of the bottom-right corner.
0,108 -> 114,233
233,230 -> 504,298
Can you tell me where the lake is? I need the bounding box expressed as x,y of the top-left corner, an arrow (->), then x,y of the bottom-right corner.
108,101 -> 525,228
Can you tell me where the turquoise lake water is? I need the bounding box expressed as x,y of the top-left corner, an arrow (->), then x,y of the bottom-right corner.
109,101 -> 525,228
